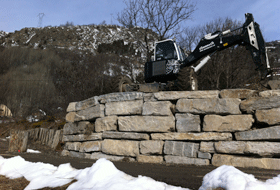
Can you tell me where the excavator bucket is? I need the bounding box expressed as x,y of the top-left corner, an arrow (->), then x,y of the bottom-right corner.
243,13 -> 269,79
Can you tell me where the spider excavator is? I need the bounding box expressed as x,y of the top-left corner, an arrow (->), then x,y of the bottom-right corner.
115,13 -> 273,92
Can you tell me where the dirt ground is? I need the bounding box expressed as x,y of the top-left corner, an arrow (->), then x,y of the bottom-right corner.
0,121 -> 279,190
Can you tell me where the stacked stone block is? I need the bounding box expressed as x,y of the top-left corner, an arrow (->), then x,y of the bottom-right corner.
62,89 -> 280,170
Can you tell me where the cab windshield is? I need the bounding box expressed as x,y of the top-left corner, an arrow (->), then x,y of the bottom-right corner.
155,41 -> 178,60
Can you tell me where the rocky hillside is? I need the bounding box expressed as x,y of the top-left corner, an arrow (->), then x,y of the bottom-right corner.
0,25 -> 158,59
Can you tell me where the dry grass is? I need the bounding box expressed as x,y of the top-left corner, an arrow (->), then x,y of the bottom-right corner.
0,175 -> 76,190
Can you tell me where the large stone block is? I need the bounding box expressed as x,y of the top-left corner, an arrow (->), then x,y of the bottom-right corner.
240,96 -> 280,113
164,141 -> 199,157
103,131 -> 149,140
65,142 -> 81,151
118,116 -> 175,132
95,116 -> 118,132
140,140 -> 164,155
151,132 -> 232,141
137,155 -> 163,163
142,101 -> 173,116
259,90 -> 280,97
203,115 -> 254,132
99,92 -> 143,103
63,122 -> 94,135
176,98 -> 241,114
67,96 -> 99,112
66,104 -> 105,122
200,142 -> 215,153
63,133 -> 102,142
235,126 -> 280,140
87,152 -> 135,162
220,89 -> 256,99
165,156 -> 210,166
101,139 -> 139,157
154,91 -> 219,100
212,154 -> 280,170
255,108 -> 280,125
69,151 -> 85,158
79,141 -> 101,153
215,141 -> 280,157
176,113 -> 201,132
105,100 -> 143,116
198,152 -> 212,159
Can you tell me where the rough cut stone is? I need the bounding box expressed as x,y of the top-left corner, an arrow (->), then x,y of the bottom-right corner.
65,112 -> 76,123
151,132 -> 232,141
118,116 -> 175,132
176,98 -> 241,115
215,141 -> 280,157
212,154 -> 280,170
142,101 -> 173,116
165,155 -> 210,165
268,80 -> 280,90
101,139 -> 139,157
51,130 -> 61,149
176,113 -> 201,132
67,96 -> 99,112
143,93 -> 157,102
140,140 -> 164,155
79,141 -> 101,153
103,131 -> 149,140
69,151 -> 85,158
259,90 -> 280,97
105,100 -> 143,116
198,152 -> 212,159
66,105 -> 105,122
203,115 -> 254,132
164,141 -> 199,157
154,91 -> 219,100
88,152 -> 135,162
255,108 -> 280,125
137,155 -> 163,163
240,96 -> 280,113
61,150 -> 69,156
99,92 -> 143,103
95,116 -> 118,132
220,89 -> 256,99
63,122 -> 94,135
63,133 -> 102,142
9,130 -> 28,152
235,126 -> 280,141
200,142 -> 215,153
65,142 -> 81,151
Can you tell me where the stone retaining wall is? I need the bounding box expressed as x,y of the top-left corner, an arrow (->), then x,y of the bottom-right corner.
62,89 -> 280,170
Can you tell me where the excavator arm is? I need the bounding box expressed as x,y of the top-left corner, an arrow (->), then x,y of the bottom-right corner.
182,13 -> 269,79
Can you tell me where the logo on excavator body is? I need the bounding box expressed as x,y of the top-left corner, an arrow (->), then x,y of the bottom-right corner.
199,41 -> 215,52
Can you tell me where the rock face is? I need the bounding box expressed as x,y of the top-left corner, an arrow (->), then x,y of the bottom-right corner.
118,116 -> 175,132
235,126 -> 280,140
105,100 -> 143,116
176,98 -> 241,114
255,108 -> 280,125
176,113 -> 201,132
203,115 -> 254,132
240,96 -> 280,113
101,139 -> 139,157
212,154 -> 280,170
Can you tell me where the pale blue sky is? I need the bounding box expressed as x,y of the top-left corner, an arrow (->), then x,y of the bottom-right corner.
0,0 -> 279,41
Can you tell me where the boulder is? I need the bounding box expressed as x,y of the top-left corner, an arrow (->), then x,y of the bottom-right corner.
99,92 -> 143,103
142,101 -> 173,116
255,108 -> 280,125
203,115 -> 254,132
176,98 -> 241,114
176,113 -> 201,132
154,91 -> 219,100
164,141 -> 199,158
101,139 -> 139,157
212,154 -> 280,170
165,155 -> 210,165
95,116 -> 118,132
79,141 -> 101,153
151,132 -> 232,141
105,100 -> 143,116
102,131 -> 149,140
137,155 -> 163,163
235,126 -> 280,140
140,140 -> 164,155
118,116 -> 175,132
240,96 -> 280,113
219,89 -> 256,99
